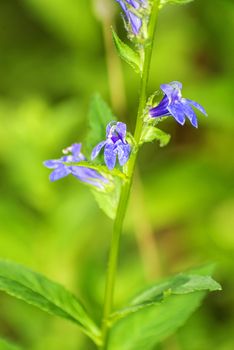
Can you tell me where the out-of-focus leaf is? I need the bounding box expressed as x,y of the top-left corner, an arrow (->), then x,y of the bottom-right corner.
109,265 -> 221,350
66,161 -> 124,219
22,0 -> 98,48
85,94 -> 116,153
0,339 -> 21,350
92,177 -> 122,220
0,260 -> 101,345
112,29 -> 141,74
140,126 -> 171,147
160,0 -> 194,7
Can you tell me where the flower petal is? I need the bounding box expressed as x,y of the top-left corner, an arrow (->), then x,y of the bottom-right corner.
181,101 -> 198,128
70,166 -> 109,189
43,159 -> 62,169
167,103 -> 186,125
128,11 -> 142,35
116,122 -> 127,140
71,143 -> 85,160
126,0 -> 140,9
104,143 -> 117,170
149,95 -> 170,118
61,155 -> 76,163
91,141 -> 106,160
186,99 -> 208,116
116,1 -> 142,35
71,143 -> 82,155
49,165 -> 71,182
116,0 -> 128,12
160,81 -> 182,101
106,121 -> 115,138
117,143 -> 131,166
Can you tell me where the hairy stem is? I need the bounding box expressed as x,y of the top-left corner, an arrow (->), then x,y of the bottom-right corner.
101,2 -> 160,348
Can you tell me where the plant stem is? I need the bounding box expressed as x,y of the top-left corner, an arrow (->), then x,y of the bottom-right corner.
101,2 -> 160,348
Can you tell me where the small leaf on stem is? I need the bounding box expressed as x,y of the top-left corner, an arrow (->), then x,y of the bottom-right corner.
160,0 -> 194,8
140,125 -> 171,147
112,29 -> 141,74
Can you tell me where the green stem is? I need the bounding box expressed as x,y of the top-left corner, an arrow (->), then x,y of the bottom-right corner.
100,2 -> 160,349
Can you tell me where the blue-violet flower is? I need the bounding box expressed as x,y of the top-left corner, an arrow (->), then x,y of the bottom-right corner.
91,121 -> 131,170
149,81 -> 207,128
115,0 -> 147,35
44,143 -> 109,189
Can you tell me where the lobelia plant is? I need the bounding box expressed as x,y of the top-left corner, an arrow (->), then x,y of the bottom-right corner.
0,1 -> 221,350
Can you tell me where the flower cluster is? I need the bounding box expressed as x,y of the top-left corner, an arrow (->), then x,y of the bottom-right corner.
115,0 -> 148,36
91,122 -> 131,170
44,83 -> 207,187
149,81 -> 207,128
44,122 -> 132,187
44,143 -> 109,189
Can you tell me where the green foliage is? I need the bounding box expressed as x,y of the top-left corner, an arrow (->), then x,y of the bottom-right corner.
0,260 -> 101,345
0,0 -> 232,349
86,94 -> 116,153
109,265 -> 221,350
160,0 -> 194,7
0,339 -> 21,350
92,177 -> 122,220
140,125 -> 171,147
112,29 -> 141,74
22,0 -> 97,48
64,159 -> 126,218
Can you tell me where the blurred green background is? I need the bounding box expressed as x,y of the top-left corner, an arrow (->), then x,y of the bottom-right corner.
0,0 -> 233,349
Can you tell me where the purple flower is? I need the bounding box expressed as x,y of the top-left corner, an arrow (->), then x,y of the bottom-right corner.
91,122 -> 131,170
44,143 -> 109,189
149,81 -> 207,128
115,0 -> 147,35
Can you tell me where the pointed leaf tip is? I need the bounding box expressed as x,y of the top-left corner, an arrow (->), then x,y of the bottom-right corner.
0,260 -> 101,345
112,29 -> 141,74
109,265 -> 221,350
140,126 -> 171,147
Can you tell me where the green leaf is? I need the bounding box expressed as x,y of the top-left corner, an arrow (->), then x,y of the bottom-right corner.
160,0 -> 194,8
85,94 -> 116,152
140,126 -> 171,147
65,160 -> 125,219
92,177 -> 122,219
109,265 -> 221,350
112,29 -> 141,74
0,260 -> 101,345
0,338 -> 21,350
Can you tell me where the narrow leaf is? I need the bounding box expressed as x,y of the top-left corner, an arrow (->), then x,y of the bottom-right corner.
140,126 -> 171,147
109,265 -> 221,350
112,29 -> 141,74
0,260 -> 101,345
